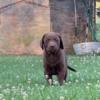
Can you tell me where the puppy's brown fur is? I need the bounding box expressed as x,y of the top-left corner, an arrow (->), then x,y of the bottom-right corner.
40,32 -> 76,85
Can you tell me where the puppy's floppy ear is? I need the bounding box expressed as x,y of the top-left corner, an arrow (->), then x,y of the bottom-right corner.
40,34 -> 46,49
57,33 -> 64,49
59,36 -> 64,49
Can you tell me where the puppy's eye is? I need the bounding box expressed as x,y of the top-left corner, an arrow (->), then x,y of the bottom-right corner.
46,39 -> 50,42
54,38 -> 58,41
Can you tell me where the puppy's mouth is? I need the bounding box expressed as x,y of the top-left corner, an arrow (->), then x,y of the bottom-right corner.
47,48 -> 58,55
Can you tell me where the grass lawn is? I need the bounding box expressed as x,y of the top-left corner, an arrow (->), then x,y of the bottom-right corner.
0,55 -> 100,100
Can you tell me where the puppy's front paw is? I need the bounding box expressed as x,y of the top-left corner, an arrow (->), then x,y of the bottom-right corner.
48,79 -> 53,85
45,75 -> 49,79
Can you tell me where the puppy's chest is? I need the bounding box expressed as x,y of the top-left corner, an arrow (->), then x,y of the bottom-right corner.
46,55 -> 60,64
50,65 -> 59,75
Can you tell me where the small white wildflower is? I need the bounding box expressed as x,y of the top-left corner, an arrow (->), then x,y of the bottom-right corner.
16,75 -> 19,79
70,74 -> 72,77
96,84 -> 100,89
41,85 -> 45,90
94,70 -> 97,73
3,88 -> 10,94
86,86 -> 89,89
74,64 -> 77,67
75,79 -> 79,83
11,97 -> 15,100
6,83 -> 10,87
64,90 -> 67,94
81,78 -> 84,81
2,99 -> 6,100
46,96 -> 50,100
11,86 -> 17,94
68,81 -> 71,84
96,97 -> 100,100
87,83 -> 92,86
65,82 -> 68,85
51,85 -> 54,88
76,72 -> 80,77
27,78 -> 31,84
97,80 -> 100,83
40,59 -> 42,63
0,94 -> 4,99
12,86 -> 16,89
97,72 -> 100,75
35,84 -> 38,87
22,92 -> 28,100
20,87 -> 25,94
54,80 -> 58,85
0,85 -> 2,89
27,86 -> 31,90
32,64 -> 34,67
85,70 -> 87,73
60,96 -> 65,100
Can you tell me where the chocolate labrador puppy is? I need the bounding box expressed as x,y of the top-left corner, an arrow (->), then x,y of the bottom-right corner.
40,32 -> 76,85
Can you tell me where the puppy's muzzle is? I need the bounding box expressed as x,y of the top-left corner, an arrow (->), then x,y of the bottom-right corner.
48,42 -> 57,53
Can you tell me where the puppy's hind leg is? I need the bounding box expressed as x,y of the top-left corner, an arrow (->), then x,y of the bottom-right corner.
64,68 -> 68,82
64,72 -> 67,82
57,72 -> 65,85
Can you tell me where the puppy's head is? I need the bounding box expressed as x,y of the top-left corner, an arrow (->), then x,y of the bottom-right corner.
40,32 -> 64,54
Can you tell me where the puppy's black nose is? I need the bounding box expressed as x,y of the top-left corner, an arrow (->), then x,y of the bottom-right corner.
50,45 -> 55,48
49,42 -> 55,49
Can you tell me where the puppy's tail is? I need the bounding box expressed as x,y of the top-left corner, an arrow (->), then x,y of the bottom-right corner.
68,66 -> 77,72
